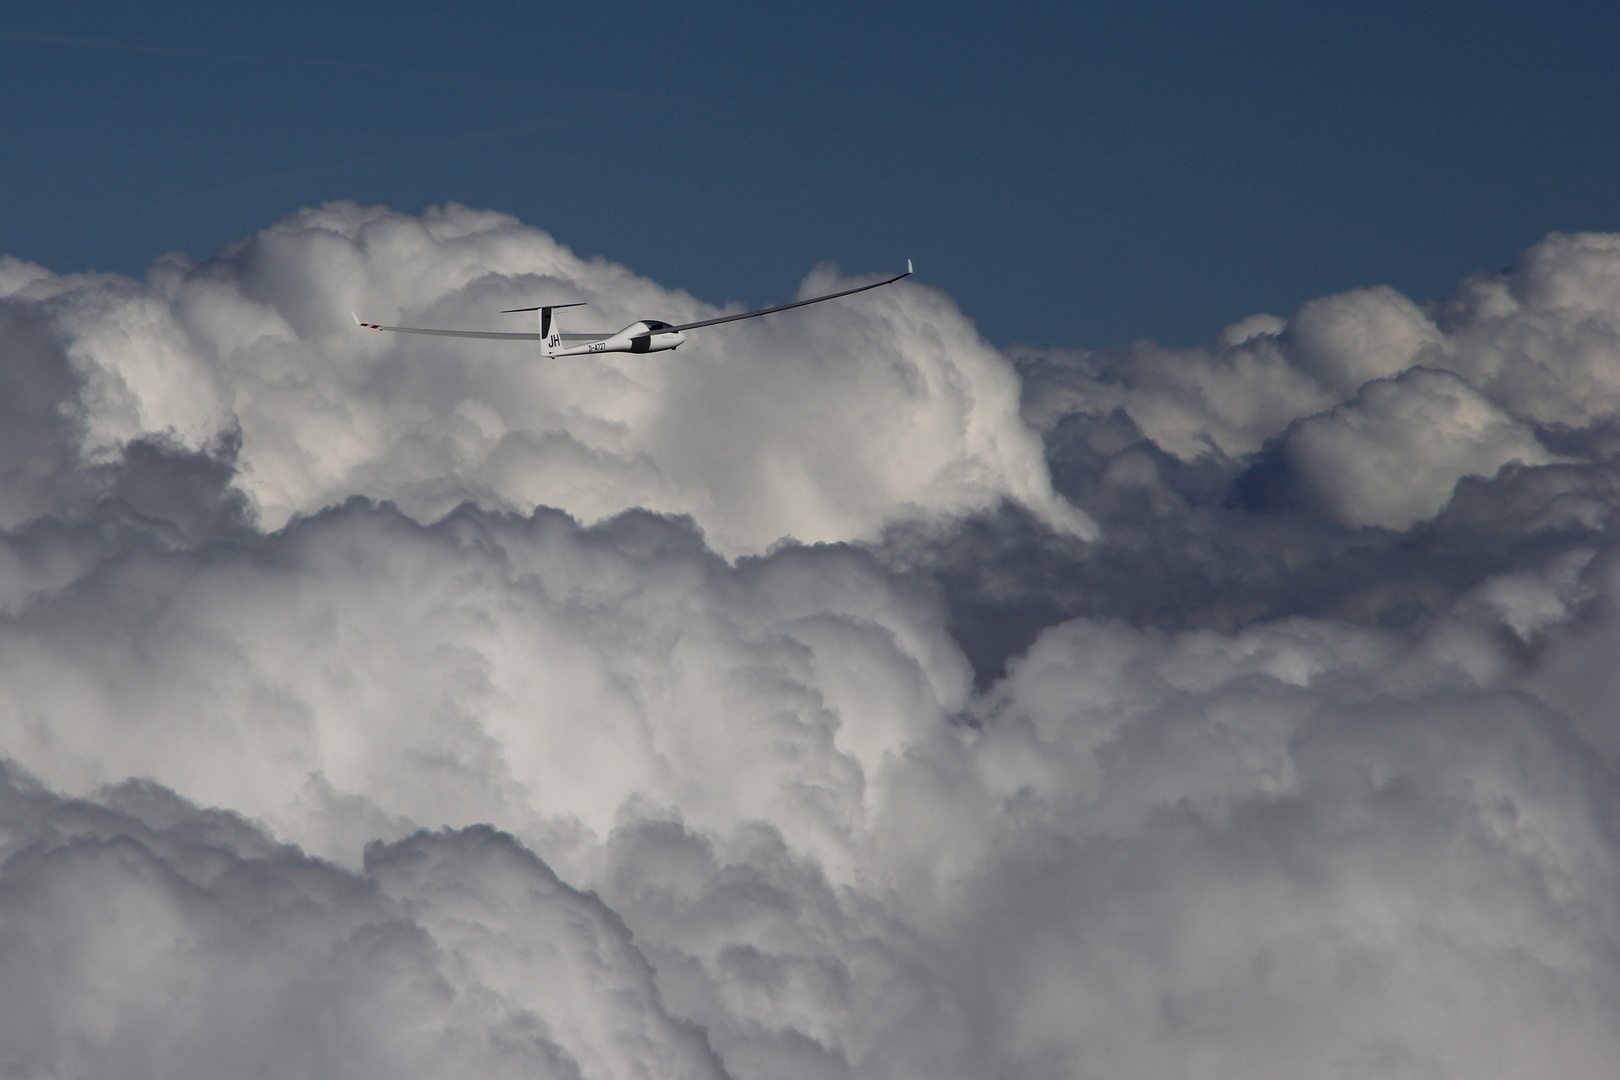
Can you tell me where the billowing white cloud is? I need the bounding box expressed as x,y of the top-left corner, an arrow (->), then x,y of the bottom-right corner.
0,769 -> 726,1080
3,202 -> 1086,555
0,502 -> 972,880
1284,284 -> 1444,397
4,215 -> 1620,1079
1019,231 -> 1620,532
1435,232 -> 1620,428
1016,329 -> 1332,462
5,495 -> 1619,1080
942,607 -> 1620,1080
1283,367 -> 1559,529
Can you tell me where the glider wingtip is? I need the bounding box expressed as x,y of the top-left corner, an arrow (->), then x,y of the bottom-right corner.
906,259 -> 913,275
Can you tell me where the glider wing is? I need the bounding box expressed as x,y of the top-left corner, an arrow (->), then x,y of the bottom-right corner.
665,261 -> 912,334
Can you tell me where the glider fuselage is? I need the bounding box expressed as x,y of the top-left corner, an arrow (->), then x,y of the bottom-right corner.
550,321 -> 687,356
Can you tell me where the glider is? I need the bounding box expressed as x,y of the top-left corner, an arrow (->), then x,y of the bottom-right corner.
353,261 -> 912,357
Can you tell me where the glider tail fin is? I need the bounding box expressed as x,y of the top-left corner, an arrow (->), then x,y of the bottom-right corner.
539,306 -> 563,358
502,302 -> 587,357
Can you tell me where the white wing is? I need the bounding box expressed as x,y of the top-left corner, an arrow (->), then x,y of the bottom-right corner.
350,305 -> 609,342
663,261 -> 912,333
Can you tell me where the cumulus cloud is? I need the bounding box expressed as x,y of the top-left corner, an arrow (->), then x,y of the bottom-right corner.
1,202 -> 1085,556
1019,232 -> 1620,501
6,211 -> 1620,1079
0,768 -> 725,1080
0,500 -> 972,878
1285,284 -> 1445,397
946,609 -> 1620,1079
1282,367 -> 1559,529
7,494 -> 1620,1080
1436,232 -> 1620,427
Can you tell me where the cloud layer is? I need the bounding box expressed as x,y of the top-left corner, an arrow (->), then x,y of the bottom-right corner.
0,769 -> 725,1080
5,211 -> 1620,1079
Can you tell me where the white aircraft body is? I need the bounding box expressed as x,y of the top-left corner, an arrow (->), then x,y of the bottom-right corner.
354,262 -> 912,357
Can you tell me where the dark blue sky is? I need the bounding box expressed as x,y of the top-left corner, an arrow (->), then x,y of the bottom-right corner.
3,0 -> 1617,348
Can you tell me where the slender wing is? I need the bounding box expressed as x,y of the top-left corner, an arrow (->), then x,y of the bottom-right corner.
351,310 -> 610,342
666,261 -> 912,334
357,323 -> 542,340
